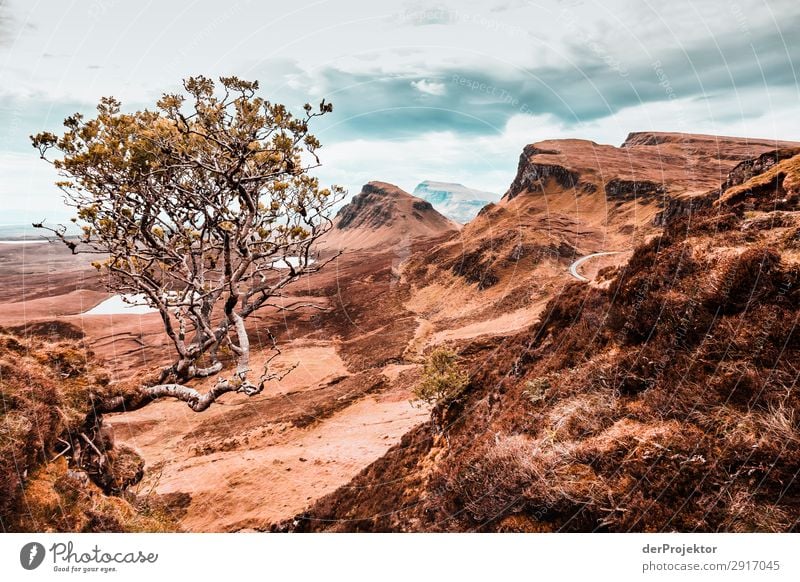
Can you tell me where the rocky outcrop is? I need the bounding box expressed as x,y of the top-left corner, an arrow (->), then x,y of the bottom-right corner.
653,148 -> 800,226
476,202 -> 496,217
412,199 -> 434,213
722,148 -> 800,192
322,181 -> 459,251
652,195 -> 715,226
336,195 -> 392,230
621,132 -> 672,147
604,178 -> 666,203
505,145 -> 581,201
503,134 -> 800,207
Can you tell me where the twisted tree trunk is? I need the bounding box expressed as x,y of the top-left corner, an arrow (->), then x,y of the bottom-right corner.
94,377 -> 261,414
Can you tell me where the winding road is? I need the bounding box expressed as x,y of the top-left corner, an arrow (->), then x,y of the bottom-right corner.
568,251 -> 624,282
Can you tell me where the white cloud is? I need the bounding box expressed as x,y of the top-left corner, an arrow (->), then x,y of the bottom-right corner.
0,152 -> 69,223
411,79 -> 447,96
1,0 -> 798,224
314,114 -> 566,199
313,86 -> 800,205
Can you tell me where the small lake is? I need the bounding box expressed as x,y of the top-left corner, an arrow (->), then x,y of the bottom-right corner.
84,294 -> 157,315
82,257 -> 315,315
270,256 -> 315,269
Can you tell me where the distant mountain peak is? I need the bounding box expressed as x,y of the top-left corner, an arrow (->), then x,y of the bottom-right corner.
412,180 -> 499,224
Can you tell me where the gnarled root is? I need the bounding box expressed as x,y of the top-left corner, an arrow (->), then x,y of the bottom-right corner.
93,375 -> 264,414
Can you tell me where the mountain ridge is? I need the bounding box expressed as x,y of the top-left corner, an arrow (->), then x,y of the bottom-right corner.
320,181 -> 459,251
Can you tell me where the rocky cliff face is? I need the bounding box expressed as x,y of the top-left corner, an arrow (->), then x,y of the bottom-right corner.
335,183 -> 398,230
716,150 -> 800,210
651,196 -> 714,227
722,147 -> 800,191
504,144 -> 586,201
505,133 -> 800,205
652,146 -> 800,226
604,178 -> 665,203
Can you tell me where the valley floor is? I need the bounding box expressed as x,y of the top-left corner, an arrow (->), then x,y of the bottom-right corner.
0,240 -> 617,530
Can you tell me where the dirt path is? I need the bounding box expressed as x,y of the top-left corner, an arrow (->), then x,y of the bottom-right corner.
429,304 -> 545,345
107,341 -> 429,531
128,392 -> 427,531
402,317 -> 434,360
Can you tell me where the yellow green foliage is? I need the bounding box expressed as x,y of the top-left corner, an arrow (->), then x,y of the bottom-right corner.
412,347 -> 469,406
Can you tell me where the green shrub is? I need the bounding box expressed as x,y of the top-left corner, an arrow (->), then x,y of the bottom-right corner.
412,348 -> 469,406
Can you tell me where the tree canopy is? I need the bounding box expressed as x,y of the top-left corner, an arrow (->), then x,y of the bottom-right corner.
32,75 -> 343,413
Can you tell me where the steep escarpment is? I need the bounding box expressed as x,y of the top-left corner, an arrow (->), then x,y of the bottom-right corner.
280,150 -> 800,533
717,151 -> 800,209
722,147 -> 800,191
320,181 -> 459,251
399,133 -> 798,335
507,133 -> 799,206
651,195 -> 714,227
653,146 -> 800,225
604,177 -> 665,202
335,190 -> 392,230
505,144 -> 584,201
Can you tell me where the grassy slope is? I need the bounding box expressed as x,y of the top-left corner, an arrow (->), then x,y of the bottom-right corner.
283,154 -> 800,532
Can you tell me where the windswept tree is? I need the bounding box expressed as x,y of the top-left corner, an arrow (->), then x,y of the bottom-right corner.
32,75 -> 344,415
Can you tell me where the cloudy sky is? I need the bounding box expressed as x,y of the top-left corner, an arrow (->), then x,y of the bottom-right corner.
1,0 -> 799,223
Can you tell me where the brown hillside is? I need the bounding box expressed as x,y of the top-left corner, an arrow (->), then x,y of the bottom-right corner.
280,150 -> 800,533
0,324 -> 181,532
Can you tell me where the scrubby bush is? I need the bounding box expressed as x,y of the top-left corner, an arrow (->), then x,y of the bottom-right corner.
0,326 -> 176,532
523,377 -> 550,404
412,348 -> 469,406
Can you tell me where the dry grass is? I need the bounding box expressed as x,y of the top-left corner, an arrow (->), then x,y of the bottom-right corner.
0,325 -> 178,532
13,458 -> 177,533
287,153 -> 800,532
